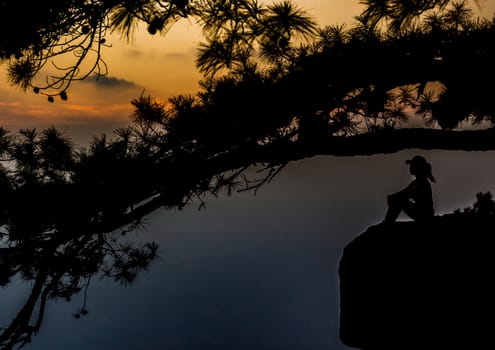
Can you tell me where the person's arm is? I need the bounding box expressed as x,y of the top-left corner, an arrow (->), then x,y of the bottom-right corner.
388,181 -> 416,201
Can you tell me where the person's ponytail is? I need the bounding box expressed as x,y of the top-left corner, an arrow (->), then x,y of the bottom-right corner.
426,163 -> 436,183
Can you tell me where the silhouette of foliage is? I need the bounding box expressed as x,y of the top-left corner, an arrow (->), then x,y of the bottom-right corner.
454,191 -> 495,216
0,0 -> 316,98
0,91 -> 293,348
3,0 -> 491,132
1,1 -> 495,348
0,125 -> 166,349
359,0 -> 484,31
0,233 -> 158,349
3,1 -> 485,98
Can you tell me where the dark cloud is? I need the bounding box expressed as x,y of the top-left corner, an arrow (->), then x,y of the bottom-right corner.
163,52 -> 189,59
126,49 -> 143,58
84,74 -> 139,89
127,48 -> 194,60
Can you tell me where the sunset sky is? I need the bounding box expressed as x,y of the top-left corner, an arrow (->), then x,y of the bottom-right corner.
0,1 -> 379,144
1,0 -> 494,145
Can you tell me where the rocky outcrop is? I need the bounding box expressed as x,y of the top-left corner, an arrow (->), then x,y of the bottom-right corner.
339,215 -> 493,349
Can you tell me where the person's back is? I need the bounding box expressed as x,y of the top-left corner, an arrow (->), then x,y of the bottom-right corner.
410,177 -> 434,221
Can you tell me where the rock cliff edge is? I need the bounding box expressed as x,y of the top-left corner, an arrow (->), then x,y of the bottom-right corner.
339,214 -> 493,349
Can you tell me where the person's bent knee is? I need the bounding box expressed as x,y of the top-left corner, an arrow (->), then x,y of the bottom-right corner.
388,195 -> 405,206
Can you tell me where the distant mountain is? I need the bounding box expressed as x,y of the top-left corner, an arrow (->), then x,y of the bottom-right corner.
339,214 -> 493,349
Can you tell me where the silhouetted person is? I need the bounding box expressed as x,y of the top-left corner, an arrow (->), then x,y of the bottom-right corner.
383,155 -> 435,223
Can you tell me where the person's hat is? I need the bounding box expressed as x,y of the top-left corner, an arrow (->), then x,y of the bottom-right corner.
405,155 -> 428,166
405,155 -> 435,182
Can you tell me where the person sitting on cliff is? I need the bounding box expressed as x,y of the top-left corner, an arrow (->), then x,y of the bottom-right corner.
383,155 -> 435,224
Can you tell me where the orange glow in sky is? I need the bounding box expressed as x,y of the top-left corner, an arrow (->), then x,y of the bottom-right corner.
0,0 -> 493,145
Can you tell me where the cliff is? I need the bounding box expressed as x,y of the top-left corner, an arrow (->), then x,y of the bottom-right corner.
339,214 -> 493,349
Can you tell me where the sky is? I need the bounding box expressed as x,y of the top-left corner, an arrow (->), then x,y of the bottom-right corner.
1,0 -> 494,145
2,1 -> 495,350
3,150 -> 495,350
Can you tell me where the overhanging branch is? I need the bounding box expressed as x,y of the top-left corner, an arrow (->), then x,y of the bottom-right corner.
256,128 -> 495,162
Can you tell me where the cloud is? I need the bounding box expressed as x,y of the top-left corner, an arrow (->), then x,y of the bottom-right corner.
83,74 -> 139,89
126,48 -> 194,61
126,49 -> 144,58
163,52 -> 190,60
